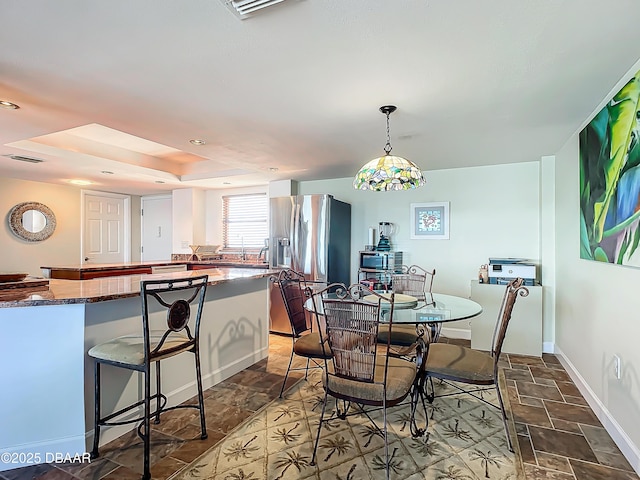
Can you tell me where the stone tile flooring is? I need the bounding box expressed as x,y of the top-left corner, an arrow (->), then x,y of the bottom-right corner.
504,352 -> 639,480
1,335 -> 638,480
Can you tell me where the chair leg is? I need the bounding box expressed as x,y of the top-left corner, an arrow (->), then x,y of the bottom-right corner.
279,343 -> 296,398
194,349 -> 208,439
425,375 -> 435,403
142,368 -> 151,480
383,396 -> 390,480
304,357 -> 311,380
495,383 -> 514,452
409,373 -> 429,437
154,361 -> 161,424
90,361 -> 101,459
310,390 -> 329,466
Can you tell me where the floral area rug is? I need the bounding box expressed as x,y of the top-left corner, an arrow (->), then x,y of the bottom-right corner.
175,368 -> 523,480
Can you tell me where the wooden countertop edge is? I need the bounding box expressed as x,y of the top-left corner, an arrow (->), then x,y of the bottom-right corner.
0,267 -> 277,308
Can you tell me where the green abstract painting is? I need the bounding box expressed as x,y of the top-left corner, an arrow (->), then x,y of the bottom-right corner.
580,69 -> 640,265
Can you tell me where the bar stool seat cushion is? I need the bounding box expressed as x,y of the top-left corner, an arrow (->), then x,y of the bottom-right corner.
293,332 -> 332,359
324,355 -> 415,403
88,331 -> 192,365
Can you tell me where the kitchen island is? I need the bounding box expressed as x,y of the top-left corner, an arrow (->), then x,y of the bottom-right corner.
0,267 -> 275,471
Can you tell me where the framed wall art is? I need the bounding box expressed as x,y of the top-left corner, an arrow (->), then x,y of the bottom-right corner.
410,202 -> 450,240
580,69 -> 640,266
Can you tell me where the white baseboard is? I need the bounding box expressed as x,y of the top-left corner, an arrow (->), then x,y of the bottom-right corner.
554,346 -> 640,475
0,435 -> 87,472
440,327 -> 471,340
543,341 -> 554,354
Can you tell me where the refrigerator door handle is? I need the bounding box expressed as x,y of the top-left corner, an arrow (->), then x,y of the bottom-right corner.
291,201 -> 300,271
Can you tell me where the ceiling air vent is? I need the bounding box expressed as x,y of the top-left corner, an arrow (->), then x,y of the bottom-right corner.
3,154 -> 45,164
221,0 -> 287,19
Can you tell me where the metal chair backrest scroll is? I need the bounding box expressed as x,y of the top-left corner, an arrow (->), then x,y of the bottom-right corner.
141,275 -> 208,360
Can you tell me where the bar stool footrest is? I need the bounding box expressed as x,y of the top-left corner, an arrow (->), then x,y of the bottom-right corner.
98,392 -> 168,427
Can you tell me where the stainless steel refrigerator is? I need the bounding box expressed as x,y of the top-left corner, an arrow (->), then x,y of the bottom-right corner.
269,194 -> 351,334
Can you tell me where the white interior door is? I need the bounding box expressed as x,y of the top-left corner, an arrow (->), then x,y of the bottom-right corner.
141,195 -> 172,261
82,191 -> 130,264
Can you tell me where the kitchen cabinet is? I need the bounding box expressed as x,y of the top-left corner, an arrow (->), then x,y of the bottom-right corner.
470,280 -> 542,356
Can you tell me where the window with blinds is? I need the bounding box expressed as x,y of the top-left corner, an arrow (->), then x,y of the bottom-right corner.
222,193 -> 268,248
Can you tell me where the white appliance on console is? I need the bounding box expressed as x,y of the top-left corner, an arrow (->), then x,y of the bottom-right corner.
488,258 -> 538,286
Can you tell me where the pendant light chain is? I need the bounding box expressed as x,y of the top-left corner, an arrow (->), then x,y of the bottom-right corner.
384,111 -> 392,155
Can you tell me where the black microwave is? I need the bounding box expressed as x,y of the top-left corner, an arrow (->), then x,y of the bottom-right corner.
359,251 -> 403,271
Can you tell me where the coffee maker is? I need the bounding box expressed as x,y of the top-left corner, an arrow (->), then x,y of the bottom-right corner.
376,222 -> 395,251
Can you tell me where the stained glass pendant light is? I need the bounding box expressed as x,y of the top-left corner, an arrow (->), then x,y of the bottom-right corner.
353,105 -> 426,191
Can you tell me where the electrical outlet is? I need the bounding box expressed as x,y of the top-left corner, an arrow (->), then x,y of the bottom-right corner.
181,241 -> 189,249
613,354 -> 621,380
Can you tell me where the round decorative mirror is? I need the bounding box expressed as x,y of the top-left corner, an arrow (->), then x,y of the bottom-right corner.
8,202 -> 56,241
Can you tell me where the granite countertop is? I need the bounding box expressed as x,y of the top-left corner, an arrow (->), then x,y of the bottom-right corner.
41,260 -> 271,272
0,267 -> 276,308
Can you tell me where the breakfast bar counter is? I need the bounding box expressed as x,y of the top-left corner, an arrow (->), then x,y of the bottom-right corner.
1,267 -> 273,307
0,267 -> 275,471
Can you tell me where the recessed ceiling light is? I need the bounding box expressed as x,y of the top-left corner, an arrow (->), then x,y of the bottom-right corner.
155,180 -> 165,184
0,100 -> 20,110
69,179 -> 92,186
190,139 -> 206,146
3,154 -> 44,164
223,182 -> 231,185
101,170 -> 114,175
269,167 -> 279,172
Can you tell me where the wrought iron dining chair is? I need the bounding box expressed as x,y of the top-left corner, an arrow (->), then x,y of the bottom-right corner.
424,277 -> 528,451
378,265 -> 436,346
88,275 -> 209,480
274,268 -> 332,398
310,283 -> 416,480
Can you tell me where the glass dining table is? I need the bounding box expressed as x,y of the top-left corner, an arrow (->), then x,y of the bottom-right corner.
305,291 -> 482,341
304,290 -> 483,437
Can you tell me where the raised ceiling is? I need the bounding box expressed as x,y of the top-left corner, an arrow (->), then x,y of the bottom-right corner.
1,0 -> 640,195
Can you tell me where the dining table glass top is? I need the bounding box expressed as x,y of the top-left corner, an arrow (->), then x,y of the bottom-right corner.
305,292 -> 482,324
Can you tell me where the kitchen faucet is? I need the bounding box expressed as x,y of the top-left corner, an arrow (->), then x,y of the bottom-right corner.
258,245 -> 269,262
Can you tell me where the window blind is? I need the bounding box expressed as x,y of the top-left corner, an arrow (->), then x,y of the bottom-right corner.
222,193 -> 268,248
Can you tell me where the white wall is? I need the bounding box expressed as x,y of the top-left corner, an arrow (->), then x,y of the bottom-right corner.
0,177 -> 141,275
555,136 -> 640,465
172,188 -> 207,254
298,161 -> 542,334
0,304 -> 86,471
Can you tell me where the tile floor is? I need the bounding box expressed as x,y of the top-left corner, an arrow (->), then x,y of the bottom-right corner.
1,335 -> 638,480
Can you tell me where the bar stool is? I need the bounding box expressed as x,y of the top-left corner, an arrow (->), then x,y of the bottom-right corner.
89,275 -> 209,480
